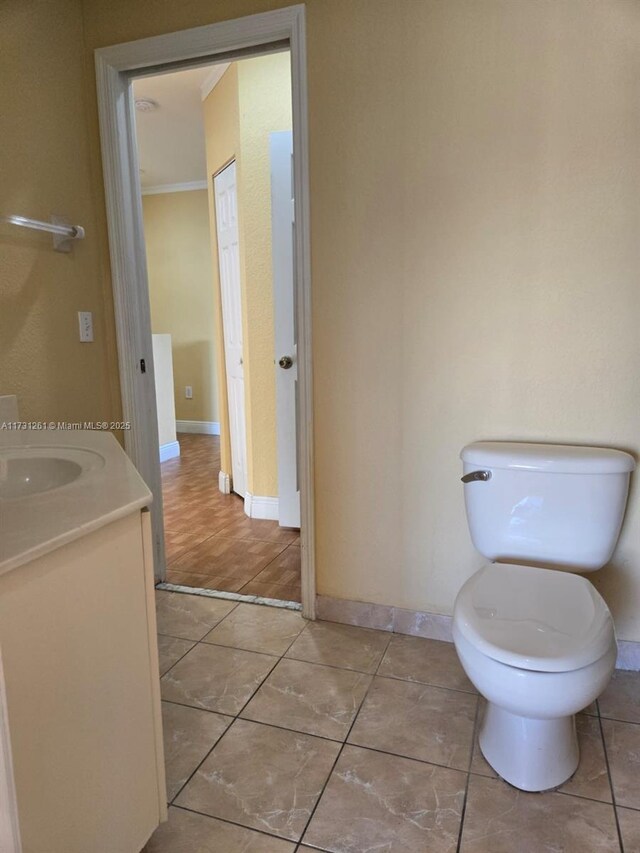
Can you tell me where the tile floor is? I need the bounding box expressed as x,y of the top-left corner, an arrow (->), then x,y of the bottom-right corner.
145,590 -> 640,852
162,433 -> 301,602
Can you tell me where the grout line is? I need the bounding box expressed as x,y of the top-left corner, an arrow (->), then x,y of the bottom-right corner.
170,803 -> 302,846
166,648 -> 283,808
294,631 -> 392,846
598,714 -> 626,852
158,638 -> 198,678
456,697 -> 481,853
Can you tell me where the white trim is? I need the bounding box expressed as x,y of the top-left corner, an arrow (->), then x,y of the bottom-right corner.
159,440 -> 180,462
95,5 -> 315,616
244,492 -> 279,521
616,640 -> 640,671
176,419 -> 220,435
218,470 -> 231,494
200,62 -> 230,100
141,180 -> 208,196
316,595 -> 640,671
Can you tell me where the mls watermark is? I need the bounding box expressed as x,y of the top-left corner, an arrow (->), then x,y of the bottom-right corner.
0,421 -> 132,431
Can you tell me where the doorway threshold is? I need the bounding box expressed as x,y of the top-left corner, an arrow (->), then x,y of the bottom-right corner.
155,582 -> 302,612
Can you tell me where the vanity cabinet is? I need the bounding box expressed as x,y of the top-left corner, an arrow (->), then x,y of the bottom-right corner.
0,509 -> 166,853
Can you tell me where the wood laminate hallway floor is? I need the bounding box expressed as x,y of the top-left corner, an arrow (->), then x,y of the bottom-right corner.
162,434 -> 301,602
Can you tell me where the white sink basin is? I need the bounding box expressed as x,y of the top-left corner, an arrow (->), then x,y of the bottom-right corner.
0,447 -> 105,500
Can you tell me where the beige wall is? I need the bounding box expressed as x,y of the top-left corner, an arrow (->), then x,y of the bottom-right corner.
236,53 -> 292,497
151,334 -> 177,447
0,0 -> 118,424
3,0 -> 640,640
203,55 -> 292,497
142,190 -> 218,424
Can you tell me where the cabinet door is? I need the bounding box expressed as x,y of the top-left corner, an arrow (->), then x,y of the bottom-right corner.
0,646 -> 21,853
0,513 -> 165,853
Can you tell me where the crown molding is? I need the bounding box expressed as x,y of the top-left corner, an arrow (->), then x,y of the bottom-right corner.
141,180 -> 208,196
200,62 -> 230,101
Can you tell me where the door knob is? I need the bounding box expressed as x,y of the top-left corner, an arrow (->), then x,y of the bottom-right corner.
278,355 -> 293,369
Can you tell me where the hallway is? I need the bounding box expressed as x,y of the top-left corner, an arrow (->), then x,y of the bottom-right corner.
162,434 -> 301,602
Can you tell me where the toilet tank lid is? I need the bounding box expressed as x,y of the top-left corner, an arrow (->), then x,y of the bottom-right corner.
460,442 -> 636,474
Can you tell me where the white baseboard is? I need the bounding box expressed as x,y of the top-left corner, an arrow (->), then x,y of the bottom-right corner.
315,595 -> 640,671
176,420 -> 220,435
218,471 -> 231,494
159,440 -> 180,462
244,492 -> 279,521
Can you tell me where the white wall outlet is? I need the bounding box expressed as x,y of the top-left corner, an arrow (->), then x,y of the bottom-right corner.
185,385 -> 193,399
78,311 -> 93,342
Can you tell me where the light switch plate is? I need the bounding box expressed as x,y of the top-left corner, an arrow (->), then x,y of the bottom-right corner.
78,311 -> 93,342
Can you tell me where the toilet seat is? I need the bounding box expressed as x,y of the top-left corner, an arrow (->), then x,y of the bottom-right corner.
454,562 -> 615,673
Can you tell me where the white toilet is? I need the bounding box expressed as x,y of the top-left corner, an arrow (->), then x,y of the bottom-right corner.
453,441 -> 635,792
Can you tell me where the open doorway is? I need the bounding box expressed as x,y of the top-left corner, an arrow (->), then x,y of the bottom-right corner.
132,53 -> 302,604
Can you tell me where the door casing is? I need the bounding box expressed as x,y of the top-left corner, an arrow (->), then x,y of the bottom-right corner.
95,5 -> 316,618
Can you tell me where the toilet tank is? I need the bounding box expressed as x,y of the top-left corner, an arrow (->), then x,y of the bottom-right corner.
461,442 -> 635,571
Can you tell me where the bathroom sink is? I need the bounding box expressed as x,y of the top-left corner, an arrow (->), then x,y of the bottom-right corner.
0,447 -> 104,500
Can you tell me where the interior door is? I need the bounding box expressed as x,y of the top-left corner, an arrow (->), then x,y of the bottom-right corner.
214,162 -> 247,499
270,131 -> 300,528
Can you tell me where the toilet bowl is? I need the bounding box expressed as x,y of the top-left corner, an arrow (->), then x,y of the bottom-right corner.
453,441 -> 635,792
453,563 -> 617,791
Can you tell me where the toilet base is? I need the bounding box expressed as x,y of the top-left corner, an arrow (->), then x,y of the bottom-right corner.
479,702 -> 579,792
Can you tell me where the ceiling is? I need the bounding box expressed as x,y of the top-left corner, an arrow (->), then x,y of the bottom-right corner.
133,63 -> 228,191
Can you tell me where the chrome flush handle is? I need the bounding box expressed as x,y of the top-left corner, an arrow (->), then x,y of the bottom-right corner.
461,470 -> 492,483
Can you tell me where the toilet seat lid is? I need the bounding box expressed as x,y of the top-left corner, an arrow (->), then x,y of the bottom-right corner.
454,563 -> 615,672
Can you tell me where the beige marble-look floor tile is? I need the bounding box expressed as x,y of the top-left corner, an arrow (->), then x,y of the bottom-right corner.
599,670 -> 640,724
348,676 -> 476,770
559,714 -> 612,803
378,634 -> 475,693
155,590 -> 237,641
617,806 -> 640,852
142,806 -> 295,852
157,634 -> 195,676
460,775 -> 620,852
161,701 -> 231,800
175,719 -> 340,841
602,718 -> 640,809
161,643 -> 277,715
202,602 -> 305,656
241,658 -> 372,740
285,620 -> 390,673
303,744 -> 466,853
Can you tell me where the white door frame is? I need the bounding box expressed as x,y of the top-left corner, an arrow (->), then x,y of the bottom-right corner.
95,5 -> 316,618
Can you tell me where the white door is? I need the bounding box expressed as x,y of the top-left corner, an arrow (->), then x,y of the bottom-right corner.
270,131 -> 300,527
214,162 -> 247,499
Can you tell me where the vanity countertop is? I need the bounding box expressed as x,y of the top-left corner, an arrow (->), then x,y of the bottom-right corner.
0,429 -> 151,576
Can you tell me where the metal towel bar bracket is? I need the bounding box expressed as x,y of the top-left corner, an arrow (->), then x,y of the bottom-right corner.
1,214 -> 85,253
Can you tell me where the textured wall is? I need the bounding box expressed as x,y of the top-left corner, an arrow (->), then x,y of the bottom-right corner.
236,53 -> 292,497
142,190 -> 218,424
0,0 -> 118,424
6,0 -> 640,639
203,56 -> 292,497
